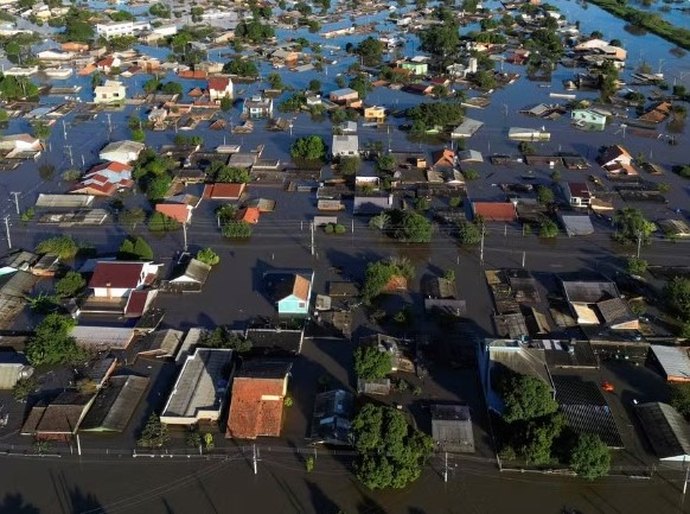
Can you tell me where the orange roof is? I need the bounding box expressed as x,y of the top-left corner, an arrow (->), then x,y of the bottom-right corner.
292,274 -> 310,301
179,70 -> 207,79
203,183 -> 246,200
208,76 -> 230,91
226,377 -> 286,439
155,203 -> 191,224
88,161 -> 132,174
433,148 -> 455,168
237,207 -> 260,224
78,63 -> 97,76
472,202 -> 517,222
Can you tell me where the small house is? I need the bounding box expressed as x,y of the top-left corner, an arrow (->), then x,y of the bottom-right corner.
399,60 -> 428,76
598,145 -> 633,173
451,118 -> 484,139
329,87 -> 359,106
94,80 -> 126,104
226,361 -> 292,439
155,202 -> 193,224
310,389 -> 355,446
363,105 -> 385,124
472,201 -> 517,222
332,135 -> 359,157
71,161 -> 133,196
207,76 -> 234,102
431,404 -> 475,453
571,109 -> 607,130
242,96 -> 273,118
95,55 -> 121,73
99,140 -> 145,164
203,183 -> 246,201
564,182 -> 593,207
88,261 -> 160,299
0,352 -> 33,389
267,271 -> 314,316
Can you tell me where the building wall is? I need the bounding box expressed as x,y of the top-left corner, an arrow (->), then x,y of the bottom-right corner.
278,295 -> 308,315
93,286 -> 131,298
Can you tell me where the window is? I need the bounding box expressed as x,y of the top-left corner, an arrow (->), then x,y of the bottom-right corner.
298,302 -> 306,308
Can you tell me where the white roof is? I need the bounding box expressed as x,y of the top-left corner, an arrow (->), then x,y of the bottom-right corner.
560,214 -> 594,236
651,345 -> 690,381
71,326 -> 135,350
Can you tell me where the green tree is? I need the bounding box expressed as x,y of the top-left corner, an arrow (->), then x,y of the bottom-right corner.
536,185 -> 555,205
376,154 -> 397,173
36,235 -> 78,260
31,121 -> 51,141
222,220 -> 252,239
25,314 -> 84,366
222,58 -> 259,77
145,175 -> 172,201
119,208 -> 146,230
118,236 -> 154,260
539,218 -> 559,238
63,8 -> 94,42
369,212 -> 390,231
419,21 -> 459,59
397,211 -> 432,243
670,383 -> 690,420
137,413 -> 169,448
290,135 -> 326,161
54,271 -> 86,298
220,96 -> 232,112
627,256 -> 648,276
196,247 -> 220,266
308,79 -> 322,92
266,72 -> 284,90
200,327 -> 252,352
148,212 -> 181,232
131,128 -> 145,142
496,370 -> 558,423
362,259 -> 414,304
354,345 -> 392,379
665,276 -> 690,321
613,207 -> 655,245
355,37 -> 385,66
349,75 -> 371,100
339,156 -> 361,175
457,221 -> 482,245
352,404 -> 433,489
161,81 -> 183,95
569,433 -> 611,480
216,166 -> 251,183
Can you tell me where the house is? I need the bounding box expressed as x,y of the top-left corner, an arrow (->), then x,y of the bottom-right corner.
649,345 -> 690,383
403,83 -> 433,96
636,402 -> 690,461
353,194 -> 394,215
560,214 -> 595,237
21,391 -> 94,440
99,140 -> 145,164
508,127 -> 551,141
399,60 -> 428,76
235,207 -> 260,225
95,55 -> 122,73
310,389 -> 355,446
432,148 -> 456,170
574,38 -> 627,61
571,108 -> 607,130
155,202 -> 193,224
37,49 -> 74,62
451,118 -> 484,139
331,135 -> 359,157
561,279 -> 638,330
472,201 -> 517,222
203,183 -> 246,201
638,101 -> 672,125
160,348 -> 235,426
71,161 -> 134,196
361,334 -> 414,373
61,42 -> 89,53
0,352 -> 33,389
148,107 -> 167,128
363,105 -> 385,124
431,404 -> 475,453
266,271 -> 314,316
242,96 -> 273,118
598,145 -> 633,173
329,87 -> 359,106
169,257 -> 212,290
226,361 -> 292,439
245,326 -> 304,355
207,76 -> 234,102
564,182 -> 593,207
95,20 -> 151,39
79,375 -> 149,432
0,134 -> 42,155
88,261 -> 160,299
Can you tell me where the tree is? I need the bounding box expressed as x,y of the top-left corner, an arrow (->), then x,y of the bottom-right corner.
397,211 -> 432,243
63,8 -> 94,42
419,21 -> 459,58
220,96 -> 232,112
149,3 -> 171,17
339,156 -> 361,175
222,58 -> 259,77
308,79 -> 321,92
521,415 -> 565,465
457,221 -> 482,245
25,314 -> 84,366
627,256 -> 648,276
36,235 -> 78,260
539,218 -> 559,238
131,128 -> 145,142
196,247 -> 220,266
119,208 -> 146,230
145,174 -> 172,201
355,37 -> 385,66
222,221 -> 252,239
670,383 -> 690,420
665,276 -> 690,321
613,207 -> 655,245
137,413 -> 169,448
118,236 -> 154,260
536,185 -> 555,205
31,121 -> 51,141
266,72 -> 284,90
569,433 -> 611,480
376,154 -> 397,173
200,327 -> 252,352
598,61 -> 619,103
216,166 -> 250,183
352,404 -> 433,489
349,75 -> 371,100
406,102 -> 464,132
462,168 -> 480,181
362,259 -> 414,304
148,212 -> 181,232
290,136 -> 326,161
161,81 -> 183,95
369,212 -> 390,231
0,75 -> 38,101
55,271 -> 86,298
496,370 -> 558,423
354,345 -> 392,379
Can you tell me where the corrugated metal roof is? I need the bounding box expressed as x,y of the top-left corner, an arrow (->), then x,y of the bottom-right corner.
36,194 -> 95,208
636,402 -> 690,460
651,345 -> 690,381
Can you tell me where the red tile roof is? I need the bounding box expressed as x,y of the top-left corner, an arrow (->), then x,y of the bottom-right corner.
472,202 -> 517,222
89,161 -> 132,174
178,70 -> 207,79
124,290 -> 149,316
207,77 -> 230,92
203,183 -> 246,200
89,262 -> 144,289
227,377 -> 286,439
155,203 -> 191,224
237,207 -> 260,224
568,182 -> 591,199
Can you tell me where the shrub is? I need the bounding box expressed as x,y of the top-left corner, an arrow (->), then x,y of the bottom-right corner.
36,235 -> 78,260
55,271 -> 86,298
222,221 -> 252,239
196,247 -> 220,266
148,212 -> 181,232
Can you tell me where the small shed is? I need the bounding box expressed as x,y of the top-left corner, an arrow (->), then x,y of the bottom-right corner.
431,404 -> 475,453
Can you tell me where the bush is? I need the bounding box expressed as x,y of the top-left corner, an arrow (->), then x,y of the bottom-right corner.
20,208 -> 35,222
118,236 -> 154,260
627,256 -> 648,276
196,247 -> 220,266
449,196 -> 462,208
334,223 -> 346,234
290,135 -> 326,161
539,218 -> 559,238
148,212 -> 181,232
354,345 -> 392,379
55,271 -> 86,298
569,433 -> 611,480
36,235 -> 78,260
537,185 -> 555,204
222,221 -> 252,239
458,221 -> 482,245
324,223 -> 334,234
339,156 -> 361,175
463,168 -> 480,181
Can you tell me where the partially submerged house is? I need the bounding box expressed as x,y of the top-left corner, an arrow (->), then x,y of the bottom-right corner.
309,389 -> 355,446
94,80 -> 126,104
0,352 -> 33,389
636,402 -> 690,462
471,201 -> 517,222
266,271 -> 314,316
89,261 -> 160,299
226,361 -> 292,439
561,278 -> 638,330
332,135 -> 359,157
431,404 -> 475,453
207,76 -> 234,102
99,140 -> 146,164
71,161 -> 134,197
79,375 -> 149,432
564,182 -> 593,208
21,391 -> 94,440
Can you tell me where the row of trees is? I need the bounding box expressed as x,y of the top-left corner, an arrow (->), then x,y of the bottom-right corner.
369,209 -> 433,243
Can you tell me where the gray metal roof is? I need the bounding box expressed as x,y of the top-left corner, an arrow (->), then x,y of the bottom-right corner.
80,375 -> 149,432
560,214 -> 594,236
36,193 -> 95,209
431,404 -> 475,453
562,280 -> 619,304
636,402 -> 690,461
651,345 -> 690,381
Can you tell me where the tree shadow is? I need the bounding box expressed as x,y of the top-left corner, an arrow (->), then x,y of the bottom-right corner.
0,494 -> 40,514
305,480 -> 341,514
68,487 -> 104,514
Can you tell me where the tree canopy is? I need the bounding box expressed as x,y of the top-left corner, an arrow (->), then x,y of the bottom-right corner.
196,247 -> 220,266
406,102 -> 464,132
234,20 -> 275,43
200,327 -> 252,352
362,258 -> 415,304
665,276 -> 690,321
419,21 -> 459,59
222,58 -> 259,77
25,314 -> 84,366
137,413 -> 169,448
355,37 -> 385,66
496,369 -> 558,423
36,235 -> 78,260
569,433 -> 611,480
290,136 -> 326,161
54,271 -> 86,298
352,404 -> 433,489
613,207 -> 655,245
118,236 -> 154,260
354,345 -> 392,380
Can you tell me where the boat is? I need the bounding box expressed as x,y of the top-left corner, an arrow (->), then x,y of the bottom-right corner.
44,67 -> 73,79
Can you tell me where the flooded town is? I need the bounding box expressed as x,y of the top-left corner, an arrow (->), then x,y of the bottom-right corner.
0,0 -> 688,511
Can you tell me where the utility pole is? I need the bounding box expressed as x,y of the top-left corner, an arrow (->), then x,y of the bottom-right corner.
636,231 -> 642,259
3,216 -> 11,249
61,119 -> 67,140
182,222 -> 188,252
106,113 -> 112,135
9,192 -> 20,215
81,154 -> 85,167
310,221 -> 315,256
443,452 -> 448,483
683,459 -> 689,497
479,223 -> 485,265
522,251 -> 526,268
65,145 -> 74,167
252,444 -> 259,475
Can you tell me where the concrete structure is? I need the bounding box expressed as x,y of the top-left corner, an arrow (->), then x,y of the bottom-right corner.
160,348 -> 235,425
329,87 -> 359,105
94,80 -> 126,104
571,108 -> 607,130
331,135 -> 359,157
95,20 -> 151,39
0,352 -> 33,389
242,96 -> 273,118
363,106 -> 385,124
